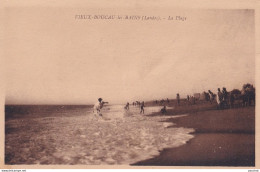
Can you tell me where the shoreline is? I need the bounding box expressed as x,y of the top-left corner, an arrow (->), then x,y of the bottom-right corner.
132,105 -> 255,166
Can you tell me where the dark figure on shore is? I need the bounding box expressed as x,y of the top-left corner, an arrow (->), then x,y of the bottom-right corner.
186,95 -> 190,105
167,98 -> 169,104
140,101 -> 145,114
155,100 -> 158,104
125,102 -> 130,110
205,92 -> 210,102
241,84 -> 255,106
222,87 -> 229,109
229,89 -> 241,108
161,105 -> 167,114
176,93 -> 180,106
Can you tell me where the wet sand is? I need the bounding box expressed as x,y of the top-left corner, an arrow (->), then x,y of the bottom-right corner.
133,105 -> 255,166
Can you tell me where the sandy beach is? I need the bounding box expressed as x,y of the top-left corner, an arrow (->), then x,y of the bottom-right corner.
133,102 -> 255,166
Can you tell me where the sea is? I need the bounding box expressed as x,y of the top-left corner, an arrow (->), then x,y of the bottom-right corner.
5,104 -> 194,165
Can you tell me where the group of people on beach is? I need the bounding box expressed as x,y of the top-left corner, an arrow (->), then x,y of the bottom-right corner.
155,98 -> 170,105
186,95 -> 197,105
93,98 -> 145,117
216,87 -> 229,109
177,88 -> 226,108
93,84 -> 255,117
154,99 -> 170,114
175,84 -> 255,109
186,90 -> 214,105
126,101 -> 145,114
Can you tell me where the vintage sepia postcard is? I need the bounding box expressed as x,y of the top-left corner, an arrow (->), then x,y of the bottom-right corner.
1,0 -> 259,170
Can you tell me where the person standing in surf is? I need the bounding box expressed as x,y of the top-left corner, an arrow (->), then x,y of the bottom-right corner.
140,101 -> 145,114
93,98 -> 108,117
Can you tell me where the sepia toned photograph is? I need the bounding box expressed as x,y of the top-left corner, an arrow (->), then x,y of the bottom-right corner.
3,6 -> 256,167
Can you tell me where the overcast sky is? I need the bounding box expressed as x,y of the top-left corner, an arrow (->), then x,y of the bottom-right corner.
4,9 -> 255,104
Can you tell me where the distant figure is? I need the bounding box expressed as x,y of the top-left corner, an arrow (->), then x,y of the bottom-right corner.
208,90 -> 214,104
216,88 -> 223,109
222,87 -> 229,108
167,98 -> 169,103
186,95 -> 190,105
241,84 -> 255,106
204,92 -> 210,102
140,101 -> 145,114
192,96 -> 196,105
155,100 -> 158,104
125,102 -> 130,110
161,105 -> 167,114
93,98 -> 108,117
176,93 -> 180,106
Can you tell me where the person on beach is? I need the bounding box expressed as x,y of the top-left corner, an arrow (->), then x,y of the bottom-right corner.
125,102 -> 130,110
176,93 -> 180,106
216,88 -> 223,109
186,95 -> 190,105
208,90 -> 214,104
161,105 -> 167,114
140,101 -> 145,114
222,87 -> 229,108
93,98 -> 108,117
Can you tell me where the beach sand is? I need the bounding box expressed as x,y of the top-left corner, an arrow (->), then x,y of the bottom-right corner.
133,103 -> 255,166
